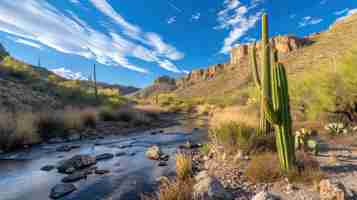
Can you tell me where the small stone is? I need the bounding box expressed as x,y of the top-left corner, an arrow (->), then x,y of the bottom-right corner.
50,183 -> 76,199
319,179 -> 346,200
41,165 -> 55,171
95,169 -> 110,175
146,145 -> 162,160
160,154 -> 169,161
129,152 -> 136,156
95,153 -> 114,161
251,191 -> 279,200
158,161 -> 167,167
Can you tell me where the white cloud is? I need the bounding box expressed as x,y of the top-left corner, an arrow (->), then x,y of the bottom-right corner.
167,16 -> 177,24
191,13 -> 201,21
216,0 -> 262,54
299,16 -> 323,27
0,0 -> 184,74
51,67 -> 88,80
89,0 -> 184,73
334,8 -> 349,15
12,38 -> 43,49
335,8 -> 357,22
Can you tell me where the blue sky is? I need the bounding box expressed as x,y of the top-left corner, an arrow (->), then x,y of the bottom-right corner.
0,0 -> 356,88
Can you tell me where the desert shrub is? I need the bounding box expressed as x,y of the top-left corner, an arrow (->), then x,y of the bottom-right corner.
176,153 -> 193,181
209,122 -> 255,154
0,111 -> 40,151
37,111 -> 65,139
0,111 -> 17,150
142,179 -> 193,200
199,143 -> 211,155
80,108 -> 97,128
14,113 -> 40,146
247,134 -> 277,154
98,106 -> 116,121
245,152 -> 282,183
287,152 -> 325,184
289,47 -> 357,121
63,108 -> 83,130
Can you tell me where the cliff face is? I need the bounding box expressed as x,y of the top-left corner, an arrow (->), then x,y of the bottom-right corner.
176,35 -> 312,88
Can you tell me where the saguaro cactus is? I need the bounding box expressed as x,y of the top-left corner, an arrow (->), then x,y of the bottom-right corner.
250,13 -> 272,136
250,13 -> 295,171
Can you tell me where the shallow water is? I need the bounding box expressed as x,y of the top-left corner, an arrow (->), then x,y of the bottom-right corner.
0,118 -> 208,200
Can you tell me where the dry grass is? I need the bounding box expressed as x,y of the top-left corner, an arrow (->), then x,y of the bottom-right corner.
288,152 -> 326,184
245,152 -> 282,183
63,108 -> 84,130
176,153 -> 193,181
0,111 -> 40,151
141,179 -> 193,200
209,105 -> 259,128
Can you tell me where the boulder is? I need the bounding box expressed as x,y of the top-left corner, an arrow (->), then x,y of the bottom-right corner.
251,191 -> 279,200
61,172 -> 86,183
193,172 -> 232,200
50,183 -> 76,199
115,152 -> 126,157
145,145 -> 162,160
57,155 -> 96,174
319,179 -> 346,200
95,153 -> 114,161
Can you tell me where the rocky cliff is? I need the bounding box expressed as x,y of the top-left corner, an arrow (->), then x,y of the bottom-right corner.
176,35 -> 312,88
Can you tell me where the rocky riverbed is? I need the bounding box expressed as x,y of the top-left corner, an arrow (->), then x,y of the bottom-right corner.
0,117 -> 208,200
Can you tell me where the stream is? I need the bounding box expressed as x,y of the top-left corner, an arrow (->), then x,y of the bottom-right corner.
0,117 -> 208,200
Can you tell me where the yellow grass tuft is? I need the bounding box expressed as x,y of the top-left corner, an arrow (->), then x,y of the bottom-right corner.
175,153 -> 193,181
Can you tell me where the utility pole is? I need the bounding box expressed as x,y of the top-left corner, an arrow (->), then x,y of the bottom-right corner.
93,63 -> 98,102
38,56 -> 41,67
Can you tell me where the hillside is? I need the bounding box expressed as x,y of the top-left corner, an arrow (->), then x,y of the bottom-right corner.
172,13 -> 357,102
0,45 -> 138,112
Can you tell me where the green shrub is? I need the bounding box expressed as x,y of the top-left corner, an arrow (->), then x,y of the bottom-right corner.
209,122 -> 255,154
37,111 -> 65,139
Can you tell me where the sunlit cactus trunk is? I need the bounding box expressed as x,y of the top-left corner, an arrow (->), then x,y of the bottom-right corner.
250,14 -> 272,136
250,13 -> 296,171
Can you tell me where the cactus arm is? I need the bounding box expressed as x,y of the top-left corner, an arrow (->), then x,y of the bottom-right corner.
250,43 -> 261,90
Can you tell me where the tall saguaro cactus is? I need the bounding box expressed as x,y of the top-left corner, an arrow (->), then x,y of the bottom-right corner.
250,13 -> 295,171
250,14 -> 272,136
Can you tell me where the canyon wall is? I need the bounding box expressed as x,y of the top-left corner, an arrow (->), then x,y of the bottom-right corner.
176,35 -> 312,88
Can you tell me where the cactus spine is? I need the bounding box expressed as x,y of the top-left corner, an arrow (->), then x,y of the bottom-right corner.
250,14 -> 272,136
250,13 -> 296,171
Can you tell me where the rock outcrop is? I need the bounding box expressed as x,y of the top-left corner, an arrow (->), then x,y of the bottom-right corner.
176,35 -> 312,88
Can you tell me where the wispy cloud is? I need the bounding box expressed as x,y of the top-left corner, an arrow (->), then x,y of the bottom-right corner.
12,37 -> 43,49
0,0 -> 185,74
299,16 -> 323,27
335,8 -> 357,22
89,0 -> 185,73
216,0 -> 263,54
167,16 -> 177,24
191,13 -> 201,21
51,67 -> 88,80
334,8 -> 349,15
